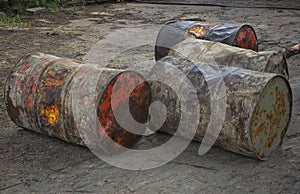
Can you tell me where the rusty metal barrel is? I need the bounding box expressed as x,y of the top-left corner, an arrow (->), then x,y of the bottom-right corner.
5,52 -> 150,150
155,21 -> 258,61
169,38 -> 289,78
150,56 -> 292,160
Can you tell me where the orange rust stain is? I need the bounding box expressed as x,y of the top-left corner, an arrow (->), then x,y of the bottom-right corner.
51,128 -> 63,137
253,123 -> 265,139
236,28 -> 257,51
40,103 -> 59,126
116,137 -> 122,145
187,23 -> 218,38
98,80 -> 116,136
253,83 -> 288,149
264,131 -> 278,148
44,78 -> 64,88
111,74 -> 135,107
131,83 -> 144,98
189,26 -> 209,37
98,72 -> 146,147
261,86 -> 287,148
266,113 -> 273,121
27,96 -> 33,108
274,86 -> 287,119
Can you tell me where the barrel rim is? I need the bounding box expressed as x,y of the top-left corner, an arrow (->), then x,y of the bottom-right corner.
4,52 -> 36,125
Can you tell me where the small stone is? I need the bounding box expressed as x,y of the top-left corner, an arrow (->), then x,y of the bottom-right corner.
36,19 -> 51,24
88,18 -> 102,22
90,12 -> 112,16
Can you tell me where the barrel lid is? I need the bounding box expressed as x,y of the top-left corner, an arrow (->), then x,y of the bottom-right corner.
250,75 -> 292,160
97,70 -> 150,153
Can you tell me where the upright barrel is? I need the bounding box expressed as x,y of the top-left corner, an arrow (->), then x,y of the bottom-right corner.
150,56 -> 292,160
5,53 -> 150,151
155,21 -> 258,61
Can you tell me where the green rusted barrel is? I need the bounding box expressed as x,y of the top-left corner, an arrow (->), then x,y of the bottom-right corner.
5,52 -> 150,150
150,56 -> 292,160
168,38 -> 289,78
155,21 -> 258,61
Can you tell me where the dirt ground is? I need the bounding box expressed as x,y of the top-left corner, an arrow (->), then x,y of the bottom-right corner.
0,1 -> 300,193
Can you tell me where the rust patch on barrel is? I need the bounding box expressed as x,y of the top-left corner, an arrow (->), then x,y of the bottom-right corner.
43,69 -> 67,88
40,102 -> 59,126
98,71 -> 150,150
250,76 -> 292,159
187,22 -> 219,38
37,60 -> 77,138
189,25 -> 209,38
263,86 -> 287,148
234,26 -> 258,52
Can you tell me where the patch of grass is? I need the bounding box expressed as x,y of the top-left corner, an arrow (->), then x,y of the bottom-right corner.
67,30 -> 82,36
46,28 -> 82,37
46,2 -> 60,13
48,28 -> 62,35
1,1 -> 87,15
0,14 -> 30,28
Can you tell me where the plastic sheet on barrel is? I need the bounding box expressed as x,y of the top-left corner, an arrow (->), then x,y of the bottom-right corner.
155,21 -> 258,61
150,55 -> 292,160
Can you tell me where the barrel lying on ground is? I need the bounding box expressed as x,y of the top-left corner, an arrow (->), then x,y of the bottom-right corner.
5,53 -> 150,151
168,38 -> 289,78
95,36 -> 292,159
150,56 -> 292,160
155,21 -> 258,61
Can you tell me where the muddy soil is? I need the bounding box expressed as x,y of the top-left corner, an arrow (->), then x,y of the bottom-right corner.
0,1 -> 299,193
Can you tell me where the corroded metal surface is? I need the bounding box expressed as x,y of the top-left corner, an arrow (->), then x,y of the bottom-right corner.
155,21 -> 258,60
151,56 -> 292,160
5,53 -> 150,150
169,38 -> 289,78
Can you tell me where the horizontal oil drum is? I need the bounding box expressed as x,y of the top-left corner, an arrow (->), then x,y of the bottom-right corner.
5,53 -> 150,151
155,21 -> 258,61
150,56 -> 292,160
169,38 -> 289,79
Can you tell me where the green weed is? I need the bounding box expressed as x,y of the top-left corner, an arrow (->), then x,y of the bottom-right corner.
0,14 -> 30,28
